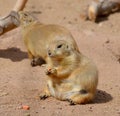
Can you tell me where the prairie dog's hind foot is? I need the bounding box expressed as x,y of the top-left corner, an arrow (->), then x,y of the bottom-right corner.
40,94 -> 49,100
69,92 -> 94,105
39,92 -> 51,100
66,89 -> 94,105
67,99 -> 76,105
31,57 -> 46,67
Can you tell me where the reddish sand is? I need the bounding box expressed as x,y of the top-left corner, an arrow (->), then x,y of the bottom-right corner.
0,0 -> 120,116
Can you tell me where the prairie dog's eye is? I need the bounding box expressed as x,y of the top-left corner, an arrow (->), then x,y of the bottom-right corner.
29,19 -> 32,22
66,45 -> 69,49
24,13 -> 28,17
57,44 -> 63,49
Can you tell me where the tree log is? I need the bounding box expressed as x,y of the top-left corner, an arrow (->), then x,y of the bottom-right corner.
13,0 -> 28,12
0,0 -> 28,36
0,11 -> 20,35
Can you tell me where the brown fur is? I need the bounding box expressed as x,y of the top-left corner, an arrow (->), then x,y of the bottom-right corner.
19,11 -> 79,66
40,40 -> 98,105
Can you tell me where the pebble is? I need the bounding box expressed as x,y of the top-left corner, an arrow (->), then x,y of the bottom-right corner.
98,22 -> 103,27
25,113 -> 30,116
0,92 -> 9,97
22,105 -> 30,110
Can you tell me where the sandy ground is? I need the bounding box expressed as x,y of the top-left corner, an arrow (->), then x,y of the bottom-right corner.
0,0 -> 120,116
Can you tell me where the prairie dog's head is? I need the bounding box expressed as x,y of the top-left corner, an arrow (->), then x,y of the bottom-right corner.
18,11 -> 37,26
47,40 -> 74,59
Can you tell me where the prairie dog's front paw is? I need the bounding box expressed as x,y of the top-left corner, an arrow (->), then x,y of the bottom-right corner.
45,67 -> 57,75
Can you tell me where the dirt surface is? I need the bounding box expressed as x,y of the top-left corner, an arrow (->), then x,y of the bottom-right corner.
0,0 -> 120,116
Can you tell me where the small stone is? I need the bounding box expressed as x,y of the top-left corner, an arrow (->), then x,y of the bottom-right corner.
98,22 -> 103,27
68,21 -> 72,24
0,92 -> 9,97
117,111 -> 120,114
63,17 -> 66,20
117,58 -> 120,63
22,105 -> 30,110
89,106 -> 93,109
58,107 -> 62,110
25,113 -> 30,116
56,102 -> 60,105
74,18 -> 78,22
105,40 -> 110,44
41,106 -> 45,109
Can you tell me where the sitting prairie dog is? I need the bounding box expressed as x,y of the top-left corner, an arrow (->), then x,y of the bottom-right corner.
18,11 -> 79,66
40,40 -> 98,105
81,0 -> 120,22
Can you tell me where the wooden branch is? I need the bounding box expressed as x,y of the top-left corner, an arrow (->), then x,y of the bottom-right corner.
0,11 -> 20,35
13,0 -> 28,12
0,0 -> 28,36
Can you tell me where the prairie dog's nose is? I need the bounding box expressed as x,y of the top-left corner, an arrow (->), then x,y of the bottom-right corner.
48,52 -> 51,56
48,50 -> 52,56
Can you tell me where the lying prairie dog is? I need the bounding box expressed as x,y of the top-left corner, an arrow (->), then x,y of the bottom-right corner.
18,11 -> 80,66
81,0 -> 120,22
40,40 -> 98,105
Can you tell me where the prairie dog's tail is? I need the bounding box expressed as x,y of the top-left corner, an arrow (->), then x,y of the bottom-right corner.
57,89 -> 96,104
69,91 -> 95,104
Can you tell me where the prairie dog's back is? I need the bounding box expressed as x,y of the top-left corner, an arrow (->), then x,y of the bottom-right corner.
24,24 -> 79,58
18,11 -> 80,67
19,11 -> 79,62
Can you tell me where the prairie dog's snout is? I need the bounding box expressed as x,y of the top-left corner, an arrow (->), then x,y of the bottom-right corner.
47,40 -> 71,58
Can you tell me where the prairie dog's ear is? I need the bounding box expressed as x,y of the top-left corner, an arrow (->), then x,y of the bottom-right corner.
18,11 -> 37,24
66,43 -> 70,50
66,43 -> 74,51
18,11 -> 31,17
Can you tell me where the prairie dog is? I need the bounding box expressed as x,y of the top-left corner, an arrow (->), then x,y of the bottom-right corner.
40,40 -> 98,105
18,11 -> 79,66
81,0 -> 120,22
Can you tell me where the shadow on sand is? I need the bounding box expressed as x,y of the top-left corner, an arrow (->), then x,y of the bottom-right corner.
96,11 -> 120,23
0,47 -> 28,62
93,89 -> 113,104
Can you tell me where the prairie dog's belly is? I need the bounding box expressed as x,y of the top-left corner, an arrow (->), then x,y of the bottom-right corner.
47,79 -> 81,100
